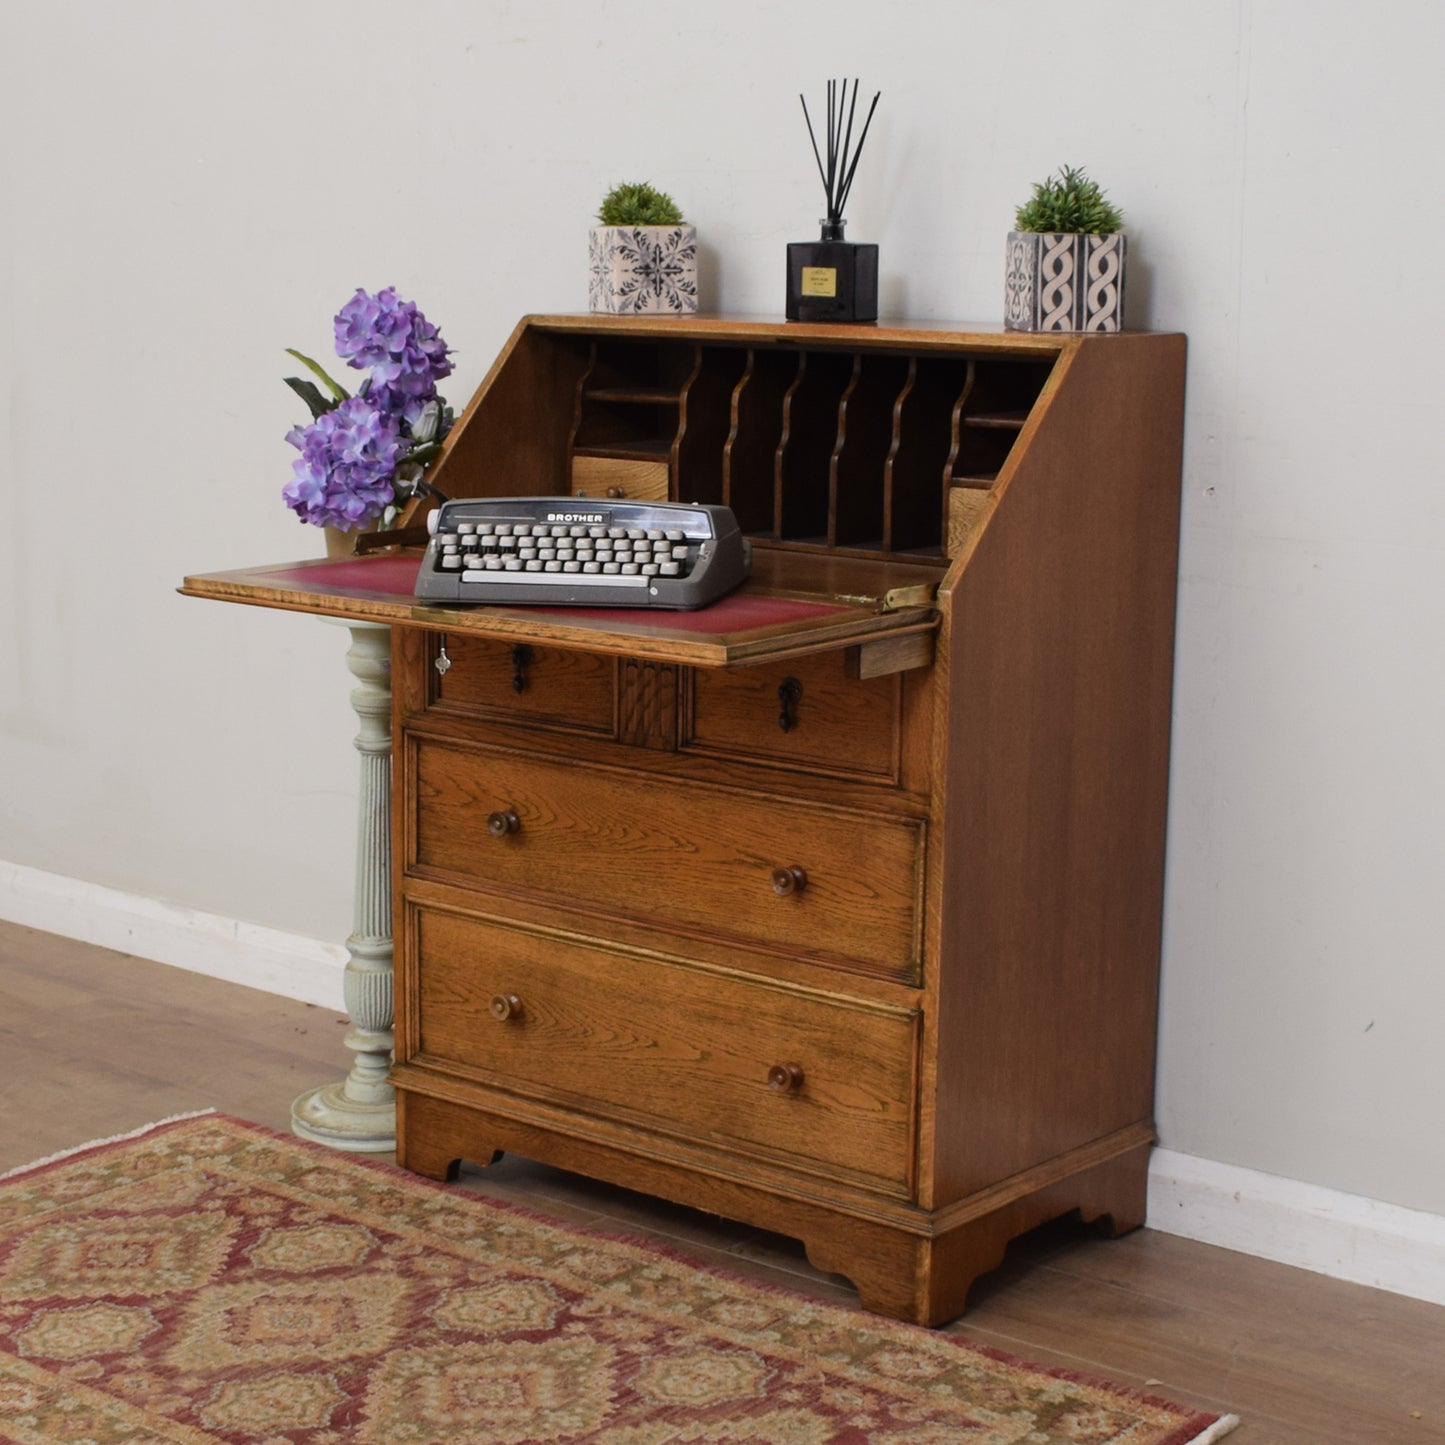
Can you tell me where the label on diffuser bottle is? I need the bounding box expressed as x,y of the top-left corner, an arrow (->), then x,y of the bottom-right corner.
800,267 -> 838,298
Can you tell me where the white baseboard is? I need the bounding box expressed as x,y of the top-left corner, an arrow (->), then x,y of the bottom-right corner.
0,860 -> 346,1010
3,859 -> 1442,1308
1148,1148 -> 1445,1306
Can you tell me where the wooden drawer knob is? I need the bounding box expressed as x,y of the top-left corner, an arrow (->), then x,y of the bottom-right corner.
768,1062 -> 805,1094
487,809 -> 520,838
770,865 -> 807,896
489,993 -> 523,1021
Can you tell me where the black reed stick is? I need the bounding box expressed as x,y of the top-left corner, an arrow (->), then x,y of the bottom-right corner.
834,89 -> 879,218
799,78 -> 881,225
826,79 -> 835,203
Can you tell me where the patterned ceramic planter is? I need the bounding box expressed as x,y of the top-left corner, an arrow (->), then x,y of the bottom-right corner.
588,225 -> 699,314
1003,230 -> 1127,332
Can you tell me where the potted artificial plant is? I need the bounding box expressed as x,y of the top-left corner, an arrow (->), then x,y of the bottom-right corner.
588,182 -> 698,315
1004,165 -> 1126,332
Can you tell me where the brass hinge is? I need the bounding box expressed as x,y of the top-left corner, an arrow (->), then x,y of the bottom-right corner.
834,583 -> 938,614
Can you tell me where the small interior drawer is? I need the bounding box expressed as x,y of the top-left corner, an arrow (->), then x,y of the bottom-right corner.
409,905 -> 918,1191
431,636 -> 615,736
683,651 -> 900,782
407,740 -> 924,977
571,455 -> 670,500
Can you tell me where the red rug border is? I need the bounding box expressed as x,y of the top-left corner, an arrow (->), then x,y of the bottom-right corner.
3,1111 -> 1238,1444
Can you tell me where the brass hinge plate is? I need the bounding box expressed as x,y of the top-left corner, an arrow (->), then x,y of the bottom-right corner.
834,583 -> 939,614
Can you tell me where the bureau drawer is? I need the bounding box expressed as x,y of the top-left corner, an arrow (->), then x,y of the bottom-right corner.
409,905 -> 918,1191
432,636 -> 615,736
408,740 -> 924,976
684,652 -> 900,783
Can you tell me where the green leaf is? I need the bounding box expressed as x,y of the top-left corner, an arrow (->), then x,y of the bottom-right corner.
1013,165 -> 1123,235
285,348 -> 350,402
406,441 -> 443,469
597,181 -> 684,227
283,376 -> 337,421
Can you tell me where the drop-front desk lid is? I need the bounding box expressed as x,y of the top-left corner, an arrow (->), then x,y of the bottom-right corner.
179,547 -> 942,671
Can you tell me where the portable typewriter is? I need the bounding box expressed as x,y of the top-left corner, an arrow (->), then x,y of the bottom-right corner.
414,497 -> 751,610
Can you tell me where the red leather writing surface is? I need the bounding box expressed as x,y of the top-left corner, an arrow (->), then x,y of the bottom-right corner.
523,596 -> 850,631
271,556 -> 424,592
266,557 -> 849,631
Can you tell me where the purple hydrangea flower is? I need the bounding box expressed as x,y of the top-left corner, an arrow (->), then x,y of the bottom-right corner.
333,287 -> 452,410
282,396 -> 407,530
365,380 -> 442,433
282,288 -> 453,531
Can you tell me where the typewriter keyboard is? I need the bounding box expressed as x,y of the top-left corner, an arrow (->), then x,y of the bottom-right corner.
414,498 -> 750,610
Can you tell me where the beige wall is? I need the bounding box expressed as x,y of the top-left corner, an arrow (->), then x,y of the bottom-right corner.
2,0 -> 1442,1218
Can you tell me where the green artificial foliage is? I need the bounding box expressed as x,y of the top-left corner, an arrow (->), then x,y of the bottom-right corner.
1013,165 -> 1124,235
597,181 -> 685,227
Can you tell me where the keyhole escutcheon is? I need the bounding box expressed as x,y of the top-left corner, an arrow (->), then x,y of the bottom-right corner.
777,677 -> 803,732
511,644 -> 534,693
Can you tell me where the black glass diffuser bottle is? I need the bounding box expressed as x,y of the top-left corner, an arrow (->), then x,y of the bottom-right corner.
786,80 -> 880,324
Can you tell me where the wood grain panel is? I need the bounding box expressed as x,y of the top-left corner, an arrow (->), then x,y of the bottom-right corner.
926,331 -> 1186,1204
427,322 -> 584,500
407,739 -> 924,976
683,650 -> 900,783
432,636 -> 615,736
410,906 -> 918,1190
618,659 -> 679,749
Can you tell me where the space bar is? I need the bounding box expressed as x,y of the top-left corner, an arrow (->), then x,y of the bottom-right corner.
459,570 -> 649,587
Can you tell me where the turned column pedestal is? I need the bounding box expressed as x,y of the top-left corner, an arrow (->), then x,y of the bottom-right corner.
291,622 -> 396,1152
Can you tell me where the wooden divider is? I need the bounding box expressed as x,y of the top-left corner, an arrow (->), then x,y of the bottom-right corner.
564,337 -> 1056,560
724,349 -> 797,536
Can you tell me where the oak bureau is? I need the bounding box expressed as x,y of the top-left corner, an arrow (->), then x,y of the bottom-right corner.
184,313 -> 1186,1325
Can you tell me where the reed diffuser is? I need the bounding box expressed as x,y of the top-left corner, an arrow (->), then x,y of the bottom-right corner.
786,79 -> 881,323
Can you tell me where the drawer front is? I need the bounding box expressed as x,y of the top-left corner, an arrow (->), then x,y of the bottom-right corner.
433,637 -> 615,736
410,905 -> 917,1191
684,652 -> 899,783
409,740 -> 924,976
571,455 -> 670,501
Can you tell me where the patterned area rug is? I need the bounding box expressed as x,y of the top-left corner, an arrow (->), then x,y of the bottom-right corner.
0,1115 -> 1239,1444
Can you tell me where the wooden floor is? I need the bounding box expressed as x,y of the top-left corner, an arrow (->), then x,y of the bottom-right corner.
2,918 -> 1441,1443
